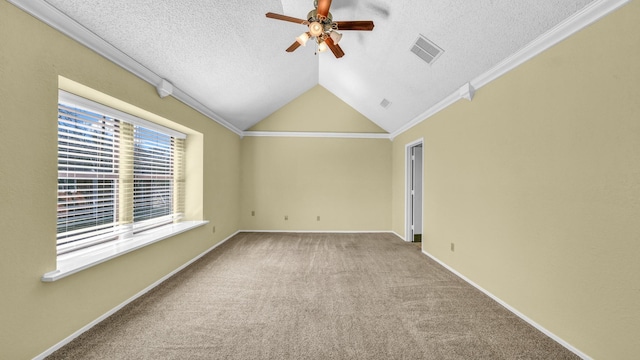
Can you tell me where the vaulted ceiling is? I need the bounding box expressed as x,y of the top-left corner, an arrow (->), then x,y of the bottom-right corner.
15,0 -> 601,134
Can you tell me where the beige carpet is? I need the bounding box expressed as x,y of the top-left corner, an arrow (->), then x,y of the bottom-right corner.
47,232 -> 579,359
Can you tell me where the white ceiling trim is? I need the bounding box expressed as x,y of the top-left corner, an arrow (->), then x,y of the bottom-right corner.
9,0 -> 628,142
243,131 -> 391,140
7,0 -> 244,137
390,91 -> 461,140
390,0 -> 630,140
472,0 -> 629,90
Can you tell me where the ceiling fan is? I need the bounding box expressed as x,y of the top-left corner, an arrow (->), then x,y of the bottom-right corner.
266,0 -> 375,58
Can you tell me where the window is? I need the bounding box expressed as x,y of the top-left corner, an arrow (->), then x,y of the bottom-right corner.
57,91 -> 185,255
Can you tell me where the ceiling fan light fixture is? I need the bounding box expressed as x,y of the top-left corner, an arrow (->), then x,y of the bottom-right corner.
296,32 -> 311,46
318,40 -> 328,53
329,31 -> 342,44
308,21 -> 324,37
266,0 -> 374,58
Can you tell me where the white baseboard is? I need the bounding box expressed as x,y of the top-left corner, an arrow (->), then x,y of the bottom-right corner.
37,232 -> 583,358
238,230 -> 394,234
390,231 -> 406,241
34,230 -> 240,360
421,250 -> 591,360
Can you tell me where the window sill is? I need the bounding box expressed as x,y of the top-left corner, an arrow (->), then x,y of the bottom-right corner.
42,221 -> 208,282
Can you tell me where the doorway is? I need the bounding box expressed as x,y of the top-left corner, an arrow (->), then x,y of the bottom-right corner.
406,140 -> 423,243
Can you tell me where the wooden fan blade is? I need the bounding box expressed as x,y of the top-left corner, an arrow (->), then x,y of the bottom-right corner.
335,21 -> 375,31
317,0 -> 332,19
265,12 -> 307,25
324,37 -> 344,58
286,41 -> 302,52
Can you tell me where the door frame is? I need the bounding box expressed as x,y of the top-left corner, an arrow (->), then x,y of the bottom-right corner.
405,138 -> 424,242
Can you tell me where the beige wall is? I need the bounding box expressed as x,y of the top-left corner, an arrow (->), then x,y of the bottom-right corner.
3,0 -> 638,358
392,2 -> 640,359
241,136 -> 391,231
248,85 -> 387,133
0,2 -> 241,358
243,85 -> 391,232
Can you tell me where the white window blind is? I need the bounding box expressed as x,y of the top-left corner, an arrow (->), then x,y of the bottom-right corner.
57,91 -> 185,255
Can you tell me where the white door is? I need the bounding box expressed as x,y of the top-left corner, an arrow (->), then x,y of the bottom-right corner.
412,144 -> 423,242
406,141 -> 424,242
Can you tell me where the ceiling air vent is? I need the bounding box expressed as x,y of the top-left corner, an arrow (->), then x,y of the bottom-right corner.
380,98 -> 392,109
411,35 -> 443,65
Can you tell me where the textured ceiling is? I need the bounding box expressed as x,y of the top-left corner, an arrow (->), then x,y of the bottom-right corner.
42,0 -> 595,133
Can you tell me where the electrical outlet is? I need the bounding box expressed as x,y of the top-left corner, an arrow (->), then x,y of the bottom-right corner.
251,210 -> 255,216
317,216 -> 320,221
285,215 -> 288,220
212,226 -> 216,233
450,243 -> 455,252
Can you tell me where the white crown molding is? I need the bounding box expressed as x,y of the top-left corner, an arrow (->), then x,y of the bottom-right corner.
390,91 -> 460,140
170,86 -> 242,136
471,0 -> 630,90
10,0 -> 628,141
156,79 -> 173,98
7,0 -> 244,137
391,0 -> 630,140
459,82 -> 475,101
243,131 -> 391,140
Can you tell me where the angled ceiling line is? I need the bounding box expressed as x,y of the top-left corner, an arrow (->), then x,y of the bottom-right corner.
7,0 -> 244,137
243,131 -> 391,140
8,0 -> 628,141
390,0 -> 629,140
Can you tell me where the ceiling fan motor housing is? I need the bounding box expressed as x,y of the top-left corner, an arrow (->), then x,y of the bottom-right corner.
307,10 -> 333,24
307,9 -> 335,38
